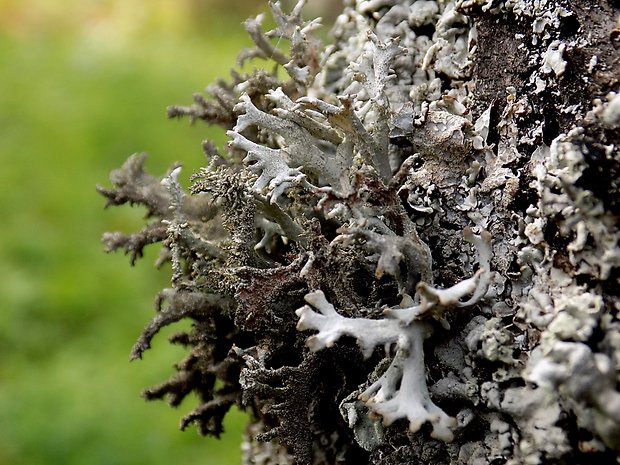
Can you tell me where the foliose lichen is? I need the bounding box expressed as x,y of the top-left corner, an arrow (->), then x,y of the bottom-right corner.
99,1 -> 620,464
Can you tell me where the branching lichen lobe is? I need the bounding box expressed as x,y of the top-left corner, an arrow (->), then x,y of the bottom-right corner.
100,1 -> 620,464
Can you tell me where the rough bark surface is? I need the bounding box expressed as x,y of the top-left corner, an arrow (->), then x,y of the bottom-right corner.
99,1 -> 620,464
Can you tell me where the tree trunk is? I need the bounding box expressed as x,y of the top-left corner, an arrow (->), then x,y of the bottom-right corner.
100,1 -> 620,464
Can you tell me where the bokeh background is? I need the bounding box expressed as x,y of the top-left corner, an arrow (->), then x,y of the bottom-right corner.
0,1 -> 316,464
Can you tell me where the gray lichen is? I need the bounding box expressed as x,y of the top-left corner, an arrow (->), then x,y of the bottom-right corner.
99,0 -> 620,464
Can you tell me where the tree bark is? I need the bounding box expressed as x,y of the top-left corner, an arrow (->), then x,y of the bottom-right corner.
100,1 -> 620,464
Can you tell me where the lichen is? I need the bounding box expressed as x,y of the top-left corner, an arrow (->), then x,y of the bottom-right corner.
100,1 -> 620,464
295,226 -> 491,443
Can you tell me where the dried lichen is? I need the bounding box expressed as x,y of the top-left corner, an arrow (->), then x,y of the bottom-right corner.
100,1 -> 620,464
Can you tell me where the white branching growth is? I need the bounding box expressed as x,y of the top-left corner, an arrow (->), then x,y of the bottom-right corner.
228,28 -> 410,206
240,0 -> 322,86
297,291 -> 456,441
296,229 -> 493,442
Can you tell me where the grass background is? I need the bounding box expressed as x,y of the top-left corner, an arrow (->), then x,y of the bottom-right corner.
0,1 -> 276,464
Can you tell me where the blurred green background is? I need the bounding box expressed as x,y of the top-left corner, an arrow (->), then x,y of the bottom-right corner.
0,1 -> 275,464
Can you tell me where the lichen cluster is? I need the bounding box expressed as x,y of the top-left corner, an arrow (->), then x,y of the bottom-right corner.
99,1 -> 619,464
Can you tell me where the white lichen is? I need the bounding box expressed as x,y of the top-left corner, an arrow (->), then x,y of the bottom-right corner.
296,290 -> 458,442
296,229 -> 493,442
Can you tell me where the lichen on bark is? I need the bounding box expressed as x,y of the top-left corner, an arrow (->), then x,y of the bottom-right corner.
99,1 -> 620,464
